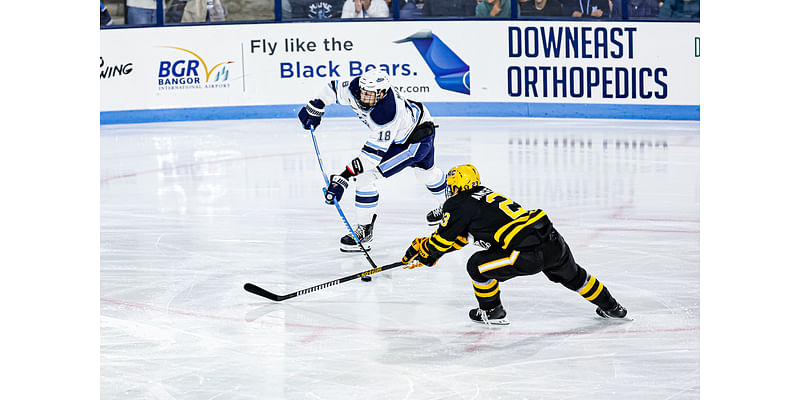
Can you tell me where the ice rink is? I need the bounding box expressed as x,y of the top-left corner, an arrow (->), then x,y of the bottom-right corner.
100,117 -> 699,399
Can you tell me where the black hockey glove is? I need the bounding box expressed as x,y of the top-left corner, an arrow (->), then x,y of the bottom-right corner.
298,99 -> 325,130
324,174 -> 348,205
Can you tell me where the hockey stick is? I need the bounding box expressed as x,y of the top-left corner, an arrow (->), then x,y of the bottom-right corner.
244,261 -> 405,301
309,127 -> 379,270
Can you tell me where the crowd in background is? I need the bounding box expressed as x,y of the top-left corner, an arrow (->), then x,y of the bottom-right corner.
101,0 -> 699,26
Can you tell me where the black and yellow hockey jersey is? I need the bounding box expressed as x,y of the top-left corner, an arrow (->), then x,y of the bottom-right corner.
426,186 -> 553,260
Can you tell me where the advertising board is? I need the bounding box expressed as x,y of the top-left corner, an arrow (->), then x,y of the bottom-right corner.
100,20 -> 699,122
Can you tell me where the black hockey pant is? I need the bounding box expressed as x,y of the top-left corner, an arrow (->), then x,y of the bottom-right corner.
465,229 -> 618,312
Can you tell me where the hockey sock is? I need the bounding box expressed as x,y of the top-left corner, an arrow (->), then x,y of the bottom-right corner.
472,279 -> 501,310
576,275 -> 617,311
415,167 -> 447,196
355,189 -> 378,225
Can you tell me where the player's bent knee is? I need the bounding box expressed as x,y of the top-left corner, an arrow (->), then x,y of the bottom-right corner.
559,267 -> 588,291
466,260 -> 485,282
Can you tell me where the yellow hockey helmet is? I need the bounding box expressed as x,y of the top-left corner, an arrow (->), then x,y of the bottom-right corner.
446,164 -> 480,198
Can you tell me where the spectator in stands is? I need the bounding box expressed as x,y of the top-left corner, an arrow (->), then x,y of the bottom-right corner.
291,0 -> 346,18
422,0 -> 473,17
101,1 -> 113,26
399,0 -> 424,18
282,0 -> 293,18
562,0 -> 609,17
165,0 -> 185,21
341,0 -> 390,17
475,0 -> 517,17
610,0 -> 659,18
165,0 -> 227,23
127,0 -> 158,24
518,0 -> 563,17
658,0 -> 698,19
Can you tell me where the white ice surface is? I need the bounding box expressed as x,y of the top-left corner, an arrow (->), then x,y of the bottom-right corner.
100,117 -> 699,399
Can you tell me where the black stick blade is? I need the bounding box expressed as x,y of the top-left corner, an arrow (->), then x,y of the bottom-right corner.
244,283 -> 287,301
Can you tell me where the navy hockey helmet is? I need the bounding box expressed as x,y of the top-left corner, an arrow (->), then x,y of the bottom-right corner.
357,69 -> 390,111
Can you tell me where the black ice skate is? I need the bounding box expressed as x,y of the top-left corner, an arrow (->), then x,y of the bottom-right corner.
426,206 -> 443,226
469,305 -> 509,325
595,303 -> 628,319
340,214 -> 376,252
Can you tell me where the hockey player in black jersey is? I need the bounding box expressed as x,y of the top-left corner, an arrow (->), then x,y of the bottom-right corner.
402,164 -> 628,325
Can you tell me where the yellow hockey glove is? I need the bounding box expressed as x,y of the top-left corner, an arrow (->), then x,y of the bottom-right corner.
402,237 -> 438,267
402,237 -> 425,264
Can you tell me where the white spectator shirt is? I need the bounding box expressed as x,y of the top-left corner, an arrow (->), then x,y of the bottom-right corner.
340,0 -> 390,18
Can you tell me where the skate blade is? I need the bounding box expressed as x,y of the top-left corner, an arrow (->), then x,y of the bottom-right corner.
340,245 -> 371,253
471,318 -> 510,326
597,315 -> 634,322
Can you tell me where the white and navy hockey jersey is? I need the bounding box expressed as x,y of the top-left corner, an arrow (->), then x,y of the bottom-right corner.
313,77 -> 435,170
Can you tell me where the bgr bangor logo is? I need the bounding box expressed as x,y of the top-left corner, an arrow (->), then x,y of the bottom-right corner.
157,46 -> 234,90
395,31 -> 470,95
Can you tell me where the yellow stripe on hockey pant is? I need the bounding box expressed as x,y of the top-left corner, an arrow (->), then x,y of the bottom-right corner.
585,282 -> 604,301
578,275 -> 597,296
477,251 -> 520,274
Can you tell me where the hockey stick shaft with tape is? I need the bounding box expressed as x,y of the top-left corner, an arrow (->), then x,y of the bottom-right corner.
244,261 -> 405,301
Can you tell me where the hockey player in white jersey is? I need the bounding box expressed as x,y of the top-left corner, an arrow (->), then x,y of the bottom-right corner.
297,69 -> 447,252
